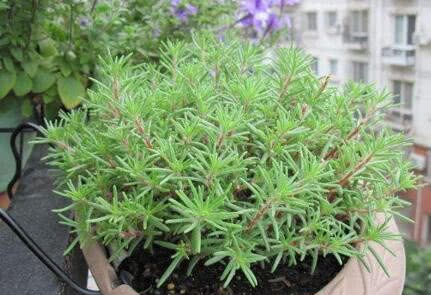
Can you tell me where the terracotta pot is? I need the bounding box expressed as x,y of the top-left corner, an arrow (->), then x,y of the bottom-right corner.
82,242 -> 138,295
317,215 -> 405,295
82,215 -> 405,295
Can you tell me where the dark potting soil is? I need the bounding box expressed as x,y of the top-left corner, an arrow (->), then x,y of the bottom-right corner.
118,245 -> 347,295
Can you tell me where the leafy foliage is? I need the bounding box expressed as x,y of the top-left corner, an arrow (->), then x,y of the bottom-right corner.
0,0 -> 235,117
37,35 -> 418,288
404,240 -> 431,295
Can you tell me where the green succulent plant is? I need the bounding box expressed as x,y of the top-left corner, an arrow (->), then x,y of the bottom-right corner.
36,34 -> 418,288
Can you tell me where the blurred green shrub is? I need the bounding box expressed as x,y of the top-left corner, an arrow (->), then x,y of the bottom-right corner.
0,0 -> 235,116
404,240 -> 431,295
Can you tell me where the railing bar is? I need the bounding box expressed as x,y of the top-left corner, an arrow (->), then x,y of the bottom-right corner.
0,128 -> 37,133
19,131 -> 24,169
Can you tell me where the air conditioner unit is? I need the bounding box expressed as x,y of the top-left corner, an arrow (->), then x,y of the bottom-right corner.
414,33 -> 431,46
410,152 -> 427,171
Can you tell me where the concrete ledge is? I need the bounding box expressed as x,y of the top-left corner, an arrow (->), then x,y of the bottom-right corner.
0,145 -> 88,295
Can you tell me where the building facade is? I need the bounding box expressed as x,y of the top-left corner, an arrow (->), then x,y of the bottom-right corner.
288,0 -> 431,244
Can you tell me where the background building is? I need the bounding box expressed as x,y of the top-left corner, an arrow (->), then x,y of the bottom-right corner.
288,0 -> 431,244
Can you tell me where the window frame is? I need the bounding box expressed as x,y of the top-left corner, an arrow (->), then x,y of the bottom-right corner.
351,61 -> 368,83
326,11 -> 337,29
310,56 -> 319,75
329,58 -> 338,76
392,80 -> 414,111
394,15 -> 416,46
350,10 -> 368,35
306,12 -> 318,31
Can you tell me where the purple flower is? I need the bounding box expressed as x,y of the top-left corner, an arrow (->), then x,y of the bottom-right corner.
241,0 -> 270,14
267,13 -> 281,31
171,0 -> 198,23
238,0 -> 297,35
217,33 -> 226,42
239,0 -> 271,32
79,17 -> 91,28
186,3 -> 198,15
152,27 -> 161,38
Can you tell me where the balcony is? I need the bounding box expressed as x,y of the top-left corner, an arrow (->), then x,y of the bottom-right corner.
348,1 -> 369,10
343,31 -> 368,50
384,109 -> 413,132
382,45 -> 416,66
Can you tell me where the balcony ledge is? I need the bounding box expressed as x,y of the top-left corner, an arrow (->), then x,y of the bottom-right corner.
382,45 -> 416,67
343,32 -> 368,50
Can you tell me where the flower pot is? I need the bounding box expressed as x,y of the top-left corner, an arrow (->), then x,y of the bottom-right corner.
81,214 -> 405,295
317,214 -> 405,295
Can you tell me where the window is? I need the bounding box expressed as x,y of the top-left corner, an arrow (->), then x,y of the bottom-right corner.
306,12 -> 317,31
311,57 -> 319,74
326,11 -> 337,29
392,80 -> 414,110
395,15 -> 416,45
329,59 -> 338,75
388,80 -> 414,129
352,61 -> 368,82
351,10 -> 368,34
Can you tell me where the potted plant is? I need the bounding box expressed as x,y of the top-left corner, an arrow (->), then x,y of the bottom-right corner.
36,35 -> 417,295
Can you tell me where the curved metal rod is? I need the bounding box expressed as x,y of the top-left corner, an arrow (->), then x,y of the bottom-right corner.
7,109 -> 91,200
0,209 -> 100,295
7,122 -> 44,200
4,122 -> 101,295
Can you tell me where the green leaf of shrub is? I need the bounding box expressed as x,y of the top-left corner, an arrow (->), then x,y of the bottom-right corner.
32,69 -> 56,93
3,56 -> 15,72
46,85 -> 58,96
21,99 -> 33,117
38,38 -> 58,57
0,37 -> 9,46
10,47 -> 24,62
13,72 -> 33,96
43,94 -> 56,104
44,100 -> 62,120
59,60 -> 72,77
57,76 -> 85,109
0,70 -> 16,99
65,51 -> 77,62
22,60 -> 39,77
38,57 -> 56,71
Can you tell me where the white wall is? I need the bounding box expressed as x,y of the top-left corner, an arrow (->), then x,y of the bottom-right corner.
289,0 -> 431,148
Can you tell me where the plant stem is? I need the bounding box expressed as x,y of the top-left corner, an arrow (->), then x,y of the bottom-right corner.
323,110 -> 375,161
313,75 -> 330,100
279,75 -> 292,99
245,198 -> 273,233
328,153 -> 374,202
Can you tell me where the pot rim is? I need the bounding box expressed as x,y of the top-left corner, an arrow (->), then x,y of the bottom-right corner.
82,214 -> 405,295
